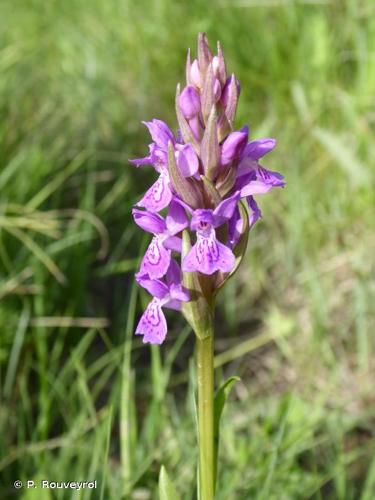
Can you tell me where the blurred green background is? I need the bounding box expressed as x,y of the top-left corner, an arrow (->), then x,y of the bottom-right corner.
0,0 -> 374,498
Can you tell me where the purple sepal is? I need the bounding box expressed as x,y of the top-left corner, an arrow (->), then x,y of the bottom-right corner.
135,272 -> 169,299
132,208 -> 166,234
242,138 -> 277,160
129,148 -> 154,167
142,119 -> 175,149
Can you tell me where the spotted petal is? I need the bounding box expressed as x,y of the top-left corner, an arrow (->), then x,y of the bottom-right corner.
137,174 -> 173,213
140,237 -> 171,279
136,298 -> 168,344
182,232 -> 235,275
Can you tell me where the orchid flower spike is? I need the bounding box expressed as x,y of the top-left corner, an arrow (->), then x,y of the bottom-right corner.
130,33 -> 284,343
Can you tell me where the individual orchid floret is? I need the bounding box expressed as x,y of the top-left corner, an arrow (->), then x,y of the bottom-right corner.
129,120 -> 176,212
182,192 -> 239,275
130,119 -> 175,169
133,201 -> 188,279
131,119 -> 202,212
135,260 -> 189,344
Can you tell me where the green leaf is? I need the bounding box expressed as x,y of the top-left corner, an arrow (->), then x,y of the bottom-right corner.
158,465 -> 180,500
214,376 -> 240,483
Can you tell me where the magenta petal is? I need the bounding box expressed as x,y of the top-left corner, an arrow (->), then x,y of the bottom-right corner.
132,208 -> 166,235
177,144 -> 199,177
136,299 -> 168,344
182,235 -> 235,275
166,199 -> 189,235
140,237 -> 171,279
137,174 -> 173,213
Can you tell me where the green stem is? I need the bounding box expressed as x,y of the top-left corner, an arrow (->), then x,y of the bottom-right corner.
196,328 -> 215,500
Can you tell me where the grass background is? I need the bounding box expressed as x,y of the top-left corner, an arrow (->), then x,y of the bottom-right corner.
0,0 -> 374,498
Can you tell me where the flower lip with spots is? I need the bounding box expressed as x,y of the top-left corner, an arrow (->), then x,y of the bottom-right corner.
132,200 -> 188,280
135,261 -> 189,344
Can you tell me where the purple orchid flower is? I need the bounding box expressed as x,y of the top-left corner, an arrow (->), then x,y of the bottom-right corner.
135,260 -> 190,344
234,136 -> 284,197
130,120 -> 175,212
133,200 -> 188,279
182,192 -> 239,275
130,119 -> 200,212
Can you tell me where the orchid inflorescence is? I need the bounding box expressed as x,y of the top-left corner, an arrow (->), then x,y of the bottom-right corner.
131,33 -> 284,344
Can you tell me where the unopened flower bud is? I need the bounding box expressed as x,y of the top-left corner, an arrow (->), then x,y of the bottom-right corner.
221,130 -> 248,166
179,85 -> 201,120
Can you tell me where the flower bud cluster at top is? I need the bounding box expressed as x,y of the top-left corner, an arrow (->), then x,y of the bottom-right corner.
130,33 -> 284,344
